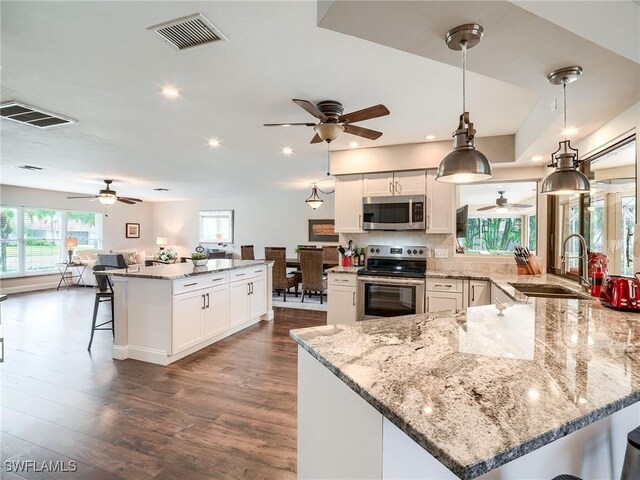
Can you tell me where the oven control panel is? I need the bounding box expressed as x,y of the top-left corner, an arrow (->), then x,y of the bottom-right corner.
367,245 -> 427,259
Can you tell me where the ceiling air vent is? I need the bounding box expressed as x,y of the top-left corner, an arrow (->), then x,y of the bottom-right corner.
17,165 -> 44,171
148,13 -> 227,51
1,101 -> 76,129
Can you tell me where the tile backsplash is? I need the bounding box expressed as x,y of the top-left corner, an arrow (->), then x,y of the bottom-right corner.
339,232 -> 531,275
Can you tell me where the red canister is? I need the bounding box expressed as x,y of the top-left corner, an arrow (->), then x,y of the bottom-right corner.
591,263 -> 605,297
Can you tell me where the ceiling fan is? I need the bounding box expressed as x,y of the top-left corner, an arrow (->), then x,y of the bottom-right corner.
264,99 -> 390,144
477,191 -> 533,212
66,180 -> 143,205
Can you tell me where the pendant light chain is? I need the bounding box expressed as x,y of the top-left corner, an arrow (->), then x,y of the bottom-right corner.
461,40 -> 467,114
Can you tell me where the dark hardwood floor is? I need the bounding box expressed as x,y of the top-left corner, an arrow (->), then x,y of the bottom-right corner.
0,288 -> 326,479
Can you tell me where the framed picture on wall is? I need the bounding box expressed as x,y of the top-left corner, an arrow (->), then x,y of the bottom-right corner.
308,219 -> 338,242
125,223 -> 140,238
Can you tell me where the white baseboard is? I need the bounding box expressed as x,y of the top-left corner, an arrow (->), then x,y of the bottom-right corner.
0,280 -> 60,295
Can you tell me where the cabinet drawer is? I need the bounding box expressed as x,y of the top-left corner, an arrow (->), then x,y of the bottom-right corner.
426,278 -> 462,292
231,265 -> 265,282
173,272 -> 229,295
328,274 -> 357,287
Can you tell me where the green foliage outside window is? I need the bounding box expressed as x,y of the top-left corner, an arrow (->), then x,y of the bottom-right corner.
464,217 -> 522,255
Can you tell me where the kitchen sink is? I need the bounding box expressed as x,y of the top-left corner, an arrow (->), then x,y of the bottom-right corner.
509,283 -> 591,300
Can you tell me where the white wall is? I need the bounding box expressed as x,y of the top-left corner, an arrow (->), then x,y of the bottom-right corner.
150,189 -> 336,259
0,184 -> 154,293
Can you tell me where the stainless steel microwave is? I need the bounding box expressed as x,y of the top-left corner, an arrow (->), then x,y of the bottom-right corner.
362,195 -> 425,231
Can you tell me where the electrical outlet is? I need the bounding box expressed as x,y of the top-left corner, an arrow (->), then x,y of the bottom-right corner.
434,249 -> 449,259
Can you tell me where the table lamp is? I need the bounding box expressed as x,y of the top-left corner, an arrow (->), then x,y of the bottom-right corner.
65,237 -> 78,263
156,236 -> 168,251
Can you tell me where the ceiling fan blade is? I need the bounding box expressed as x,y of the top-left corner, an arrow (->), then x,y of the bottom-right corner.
117,198 -> 136,205
509,203 -> 534,209
117,196 -> 143,203
339,104 -> 389,124
66,196 -> 98,199
292,99 -> 328,122
477,205 -> 498,211
343,124 -> 382,140
310,133 -> 323,144
263,122 -> 316,127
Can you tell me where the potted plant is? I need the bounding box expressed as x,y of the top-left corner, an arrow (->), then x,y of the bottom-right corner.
191,252 -> 208,266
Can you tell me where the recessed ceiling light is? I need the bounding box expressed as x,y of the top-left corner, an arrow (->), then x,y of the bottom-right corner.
161,86 -> 180,98
208,138 -> 220,147
531,155 -> 544,162
349,141 -> 359,148
154,188 -> 170,192
282,146 -> 293,155
561,127 -> 579,136
425,135 -> 436,140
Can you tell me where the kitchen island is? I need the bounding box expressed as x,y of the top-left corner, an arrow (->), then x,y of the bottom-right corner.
105,259 -> 273,365
292,273 -> 640,479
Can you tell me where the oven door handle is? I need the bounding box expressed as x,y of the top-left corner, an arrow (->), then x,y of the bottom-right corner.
358,276 -> 425,286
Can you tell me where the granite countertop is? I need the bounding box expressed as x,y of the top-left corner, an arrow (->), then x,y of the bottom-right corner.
292,272 -> 640,479
102,259 -> 270,280
326,266 -> 362,275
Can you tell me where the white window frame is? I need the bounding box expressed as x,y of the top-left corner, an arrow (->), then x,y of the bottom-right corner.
0,206 -> 104,278
199,210 -> 234,244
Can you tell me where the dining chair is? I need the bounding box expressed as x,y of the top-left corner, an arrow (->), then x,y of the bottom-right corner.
300,249 -> 327,304
322,246 -> 339,266
265,247 -> 298,301
241,245 -> 255,260
88,265 -> 114,351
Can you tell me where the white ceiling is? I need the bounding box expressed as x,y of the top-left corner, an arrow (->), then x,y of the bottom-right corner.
0,1 -> 637,202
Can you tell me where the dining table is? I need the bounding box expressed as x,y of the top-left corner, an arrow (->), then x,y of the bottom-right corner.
285,257 -> 339,270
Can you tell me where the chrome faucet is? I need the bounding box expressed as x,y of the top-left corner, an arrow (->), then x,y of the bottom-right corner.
561,233 -> 590,290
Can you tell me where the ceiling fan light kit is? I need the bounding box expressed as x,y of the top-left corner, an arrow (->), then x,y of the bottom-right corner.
66,180 -> 143,205
314,123 -> 345,143
436,24 -> 492,184
541,66 -> 590,195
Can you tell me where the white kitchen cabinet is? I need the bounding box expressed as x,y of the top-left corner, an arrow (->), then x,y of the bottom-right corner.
230,268 -> 267,328
249,275 -> 267,318
335,174 -> 364,233
363,172 -> 395,197
393,170 -> 426,195
363,171 -> 425,197
426,291 -> 463,313
229,280 -> 250,327
425,169 -> 454,234
172,290 -> 206,354
468,280 -> 491,307
203,284 -> 229,339
327,273 -> 358,324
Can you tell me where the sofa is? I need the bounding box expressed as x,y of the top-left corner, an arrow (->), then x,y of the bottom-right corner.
74,248 -> 146,286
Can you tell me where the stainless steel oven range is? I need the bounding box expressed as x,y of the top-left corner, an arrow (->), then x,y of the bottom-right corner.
357,245 -> 427,320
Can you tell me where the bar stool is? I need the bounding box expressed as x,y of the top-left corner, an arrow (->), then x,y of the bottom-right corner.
622,426 -> 640,480
88,265 -> 114,351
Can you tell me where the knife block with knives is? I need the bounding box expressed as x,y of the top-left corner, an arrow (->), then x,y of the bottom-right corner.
514,246 -> 541,275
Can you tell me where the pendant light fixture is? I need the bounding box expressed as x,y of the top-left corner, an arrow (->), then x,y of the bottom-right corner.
436,24 -> 492,184
541,66 -> 589,195
305,183 -> 334,210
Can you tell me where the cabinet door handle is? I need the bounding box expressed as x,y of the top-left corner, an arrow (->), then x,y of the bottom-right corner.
426,297 -> 429,312
353,291 -> 356,306
389,182 -> 393,194
236,273 -> 246,277
250,282 -> 254,295
247,283 -> 251,295
471,285 -> 475,303
206,293 -> 210,308
434,284 -> 452,288
211,278 -> 223,282
184,282 -> 198,287
395,181 -> 401,194
202,294 -> 206,310
358,214 -> 362,228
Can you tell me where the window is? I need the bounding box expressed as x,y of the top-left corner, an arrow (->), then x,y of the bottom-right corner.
200,210 -> 234,244
456,181 -> 537,255
0,206 -> 103,277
